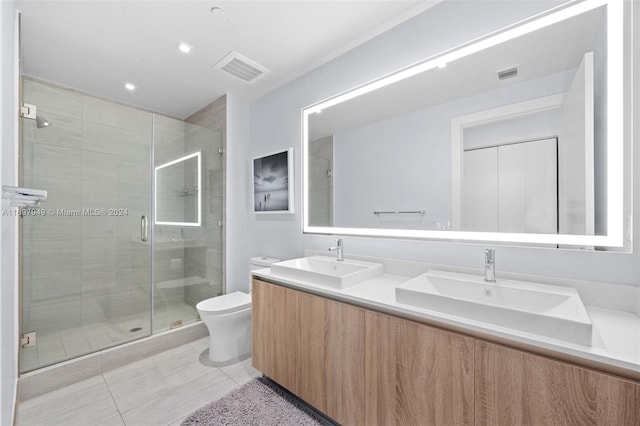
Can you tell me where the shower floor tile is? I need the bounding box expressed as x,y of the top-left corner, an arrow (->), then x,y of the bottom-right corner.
16,337 -> 261,426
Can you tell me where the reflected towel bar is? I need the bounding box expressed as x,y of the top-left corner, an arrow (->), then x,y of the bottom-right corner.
373,210 -> 425,215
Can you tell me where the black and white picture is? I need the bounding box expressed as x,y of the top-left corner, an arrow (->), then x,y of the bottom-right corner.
253,148 -> 294,213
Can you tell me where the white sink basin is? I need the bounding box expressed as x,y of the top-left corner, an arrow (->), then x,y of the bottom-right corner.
395,270 -> 592,346
270,256 -> 383,289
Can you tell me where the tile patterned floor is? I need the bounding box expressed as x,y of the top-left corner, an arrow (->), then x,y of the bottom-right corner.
16,337 -> 261,426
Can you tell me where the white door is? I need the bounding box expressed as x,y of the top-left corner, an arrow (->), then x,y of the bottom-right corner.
463,138 -> 558,234
462,147 -> 498,232
498,138 -> 558,233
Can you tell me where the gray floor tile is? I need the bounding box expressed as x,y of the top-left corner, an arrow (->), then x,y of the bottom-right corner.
18,329 -> 252,426
17,376 -> 119,426
96,414 -> 126,426
119,369 -> 237,426
188,336 -> 209,354
103,343 -> 216,413
219,357 -> 262,385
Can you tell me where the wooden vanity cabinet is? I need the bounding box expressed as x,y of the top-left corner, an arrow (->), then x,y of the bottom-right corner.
253,278 -> 639,426
252,278 -> 474,425
251,279 -> 295,392
325,297 -> 366,424
252,278 -> 366,425
364,311 -> 475,426
475,341 -> 640,426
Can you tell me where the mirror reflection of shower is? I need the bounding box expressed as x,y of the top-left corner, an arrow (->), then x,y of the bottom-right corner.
35,115 -> 51,128
155,151 -> 202,226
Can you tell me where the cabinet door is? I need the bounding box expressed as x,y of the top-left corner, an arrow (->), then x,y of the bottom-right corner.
364,311 -> 397,425
252,279 -> 297,392
326,299 -> 366,425
295,289 -> 327,412
252,279 -> 366,425
475,341 -> 640,425
365,311 -> 475,426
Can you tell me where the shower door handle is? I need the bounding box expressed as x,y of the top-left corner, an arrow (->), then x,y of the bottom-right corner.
141,215 -> 149,242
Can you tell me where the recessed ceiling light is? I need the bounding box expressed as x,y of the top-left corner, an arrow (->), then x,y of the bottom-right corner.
178,42 -> 192,54
210,6 -> 224,16
125,83 -> 136,91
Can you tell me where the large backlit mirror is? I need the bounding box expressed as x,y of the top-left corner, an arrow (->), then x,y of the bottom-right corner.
303,0 -> 629,248
155,151 -> 202,226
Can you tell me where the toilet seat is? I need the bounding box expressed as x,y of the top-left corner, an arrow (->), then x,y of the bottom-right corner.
196,291 -> 251,315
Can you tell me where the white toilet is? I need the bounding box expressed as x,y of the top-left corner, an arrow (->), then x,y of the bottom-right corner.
196,256 -> 280,365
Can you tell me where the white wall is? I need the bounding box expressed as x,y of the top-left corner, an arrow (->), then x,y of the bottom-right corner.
244,0 -> 640,287
1,2 -> 19,424
226,94 -> 253,293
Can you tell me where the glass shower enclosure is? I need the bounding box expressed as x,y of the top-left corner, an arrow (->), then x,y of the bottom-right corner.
19,77 -> 224,372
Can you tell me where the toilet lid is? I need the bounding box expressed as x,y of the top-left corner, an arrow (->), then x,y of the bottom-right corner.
196,291 -> 251,314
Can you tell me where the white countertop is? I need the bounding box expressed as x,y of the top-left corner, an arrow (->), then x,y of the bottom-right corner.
252,258 -> 640,380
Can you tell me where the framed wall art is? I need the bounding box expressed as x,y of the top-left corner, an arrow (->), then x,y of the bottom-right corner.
253,147 -> 294,214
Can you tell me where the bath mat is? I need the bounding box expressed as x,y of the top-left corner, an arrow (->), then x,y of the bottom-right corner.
181,377 -> 333,425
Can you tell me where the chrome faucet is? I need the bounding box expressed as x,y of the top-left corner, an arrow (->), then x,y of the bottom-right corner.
484,248 -> 496,282
328,238 -> 344,261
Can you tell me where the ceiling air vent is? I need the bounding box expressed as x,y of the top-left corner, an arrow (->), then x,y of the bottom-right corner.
497,66 -> 519,81
213,51 -> 269,83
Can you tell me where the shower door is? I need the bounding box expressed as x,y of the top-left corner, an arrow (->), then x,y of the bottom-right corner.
19,77 -> 225,372
19,77 -> 153,372
152,115 -> 224,333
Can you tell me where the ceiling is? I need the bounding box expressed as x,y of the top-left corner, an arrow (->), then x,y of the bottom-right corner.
17,0 -> 437,119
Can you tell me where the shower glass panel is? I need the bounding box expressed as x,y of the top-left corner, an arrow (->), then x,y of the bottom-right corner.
152,116 -> 224,333
19,77 -> 153,372
19,77 -> 224,373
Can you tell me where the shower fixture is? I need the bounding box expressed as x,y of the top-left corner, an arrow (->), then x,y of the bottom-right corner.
35,116 -> 51,128
21,102 -> 52,128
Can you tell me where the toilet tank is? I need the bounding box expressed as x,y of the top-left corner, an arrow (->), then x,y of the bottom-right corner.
250,256 -> 280,271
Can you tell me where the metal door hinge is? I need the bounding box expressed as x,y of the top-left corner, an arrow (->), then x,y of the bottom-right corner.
217,147 -> 224,155
21,332 -> 36,348
20,103 -> 37,119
